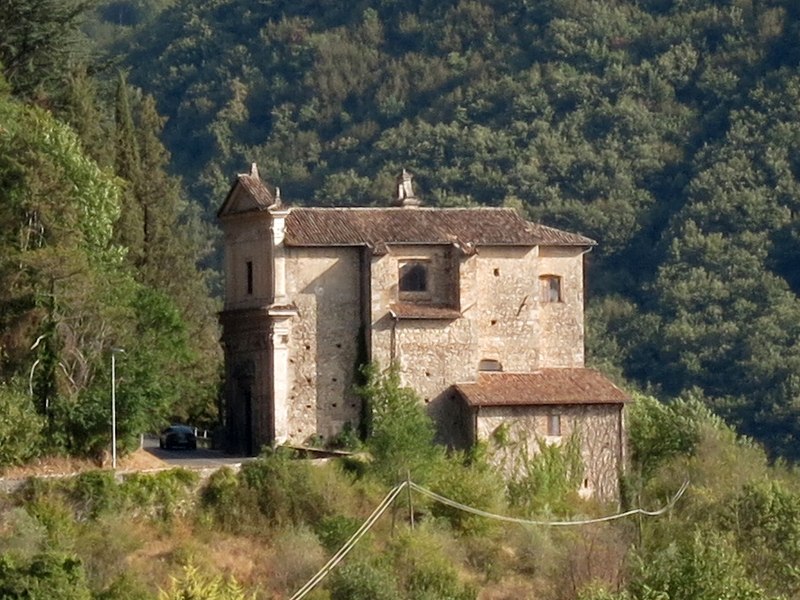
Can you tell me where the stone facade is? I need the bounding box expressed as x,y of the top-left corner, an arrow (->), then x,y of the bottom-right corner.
217,165 -> 629,500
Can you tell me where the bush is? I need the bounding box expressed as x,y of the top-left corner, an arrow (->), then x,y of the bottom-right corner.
200,466 -> 262,533
0,381 -> 44,468
0,551 -> 92,600
356,363 -> 444,485
269,525 -> 327,591
70,470 -> 122,520
428,448 -> 506,536
328,558 -> 401,600
158,562 -> 254,600
630,529 -> 768,600
120,468 -> 199,521
390,529 -> 476,600
240,449 -> 332,526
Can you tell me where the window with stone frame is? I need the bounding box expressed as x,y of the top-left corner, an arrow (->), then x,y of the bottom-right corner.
539,274 -> 562,303
246,261 -> 253,295
547,413 -> 562,437
398,260 -> 431,301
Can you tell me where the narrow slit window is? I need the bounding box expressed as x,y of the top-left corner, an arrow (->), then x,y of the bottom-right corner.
246,261 -> 253,295
540,275 -> 561,303
547,414 -> 561,437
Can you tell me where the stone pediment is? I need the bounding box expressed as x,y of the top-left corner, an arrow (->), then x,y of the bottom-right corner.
217,163 -> 278,218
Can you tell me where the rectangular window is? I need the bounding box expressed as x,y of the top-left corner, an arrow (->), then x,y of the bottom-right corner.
540,275 -> 561,303
246,261 -> 253,295
547,414 -> 561,437
399,261 -> 428,292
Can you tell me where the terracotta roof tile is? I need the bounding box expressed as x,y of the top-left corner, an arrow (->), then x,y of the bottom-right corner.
454,369 -> 630,407
237,173 -> 275,208
283,207 -> 594,249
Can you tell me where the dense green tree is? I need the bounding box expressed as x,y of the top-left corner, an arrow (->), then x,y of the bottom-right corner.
0,0 -> 93,103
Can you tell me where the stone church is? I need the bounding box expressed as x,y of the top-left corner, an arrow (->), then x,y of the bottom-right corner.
218,164 -> 629,500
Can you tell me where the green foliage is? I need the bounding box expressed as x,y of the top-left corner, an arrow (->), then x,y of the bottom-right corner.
0,381 -> 44,468
626,393 -> 705,483
120,468 -> 199,521
0,0 -> 93,102
629,530 -> 769,600
0,551 -> 92,600
328,558 -> 401,600
356,363 -> 443,484
428,448 -> 506,536
502,433 -> 584,515
158,562 -> 254,600
239,449 -> 332,526
722,480 -> 800,596
69,470 -> 122,520
390,529 -> 477,600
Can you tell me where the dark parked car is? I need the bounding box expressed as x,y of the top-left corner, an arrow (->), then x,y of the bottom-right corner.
159,425 -> 197,450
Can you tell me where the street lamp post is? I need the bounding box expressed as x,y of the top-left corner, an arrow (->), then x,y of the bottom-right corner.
111,348 -> 125,469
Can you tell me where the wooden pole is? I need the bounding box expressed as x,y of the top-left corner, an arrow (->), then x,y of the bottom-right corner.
407,469 -> 414,529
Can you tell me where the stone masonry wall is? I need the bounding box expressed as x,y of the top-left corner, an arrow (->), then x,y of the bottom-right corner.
536,246 -> 586,367
476,404 -> 624,502
284,247 -> 362,443
222,213 -> 273,310
370,244 -> 587,420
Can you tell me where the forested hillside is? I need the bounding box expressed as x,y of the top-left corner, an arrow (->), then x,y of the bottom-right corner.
0,0 -> 221,464
97,0 -> 800,459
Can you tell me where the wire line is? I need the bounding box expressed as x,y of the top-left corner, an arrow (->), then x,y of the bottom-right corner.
410,479 -> 690,526
289,482 -> 408,600
289,479 -> 689,599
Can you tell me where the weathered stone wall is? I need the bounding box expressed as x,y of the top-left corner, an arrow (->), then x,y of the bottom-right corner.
221,211 -> 274,310
476,404 -> 624,502
284,247 -> 363,443
536,246 -> 586,367
370,244 -> 587,415
467,246 -> 541,372
369,247 -> 477,426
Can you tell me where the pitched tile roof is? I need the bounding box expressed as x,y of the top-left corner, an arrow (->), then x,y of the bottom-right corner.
283,207 -> 595,249
217,164 -> 276,217
453,369 -> 630,407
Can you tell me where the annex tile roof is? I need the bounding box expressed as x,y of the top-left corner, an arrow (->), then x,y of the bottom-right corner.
283,207 -> 595,249
453,369 -> 630,407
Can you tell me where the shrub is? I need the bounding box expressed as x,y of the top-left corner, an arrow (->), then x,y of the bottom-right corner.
328,558 -> 401,600
200,467 -> 261,533
241,449 -> 332,526
630,529 -> 768,600
0,380 -> 44,468
0,551 -> 92,600
70,470 -> 122,520
158,562 -> 254,600
428,448 -> 506,536
120,468 -> 199,521
356,363 -> 444,485
315,514 -> 361,553
390,529 -> 476,600
269,525 -> 327,592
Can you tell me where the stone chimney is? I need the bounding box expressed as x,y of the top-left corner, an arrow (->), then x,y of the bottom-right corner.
392,168 -> 421,208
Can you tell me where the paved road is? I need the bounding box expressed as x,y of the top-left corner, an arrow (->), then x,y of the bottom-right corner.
141,436 -> 253,469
